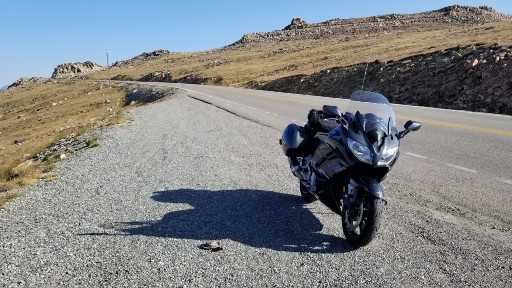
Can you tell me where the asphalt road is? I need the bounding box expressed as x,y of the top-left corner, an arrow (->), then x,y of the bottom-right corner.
1,84 -> 511,287
162,83 -> 512,180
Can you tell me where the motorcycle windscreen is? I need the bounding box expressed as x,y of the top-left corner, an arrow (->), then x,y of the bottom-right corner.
345,91 -> 396,135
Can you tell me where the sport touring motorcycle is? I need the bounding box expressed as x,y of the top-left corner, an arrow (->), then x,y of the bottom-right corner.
280,91 -> 421,247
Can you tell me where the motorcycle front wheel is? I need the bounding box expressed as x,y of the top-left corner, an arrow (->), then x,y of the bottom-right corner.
341,191 -> 383,247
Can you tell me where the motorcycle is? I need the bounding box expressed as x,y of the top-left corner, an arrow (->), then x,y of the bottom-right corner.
279,90 -> 421,247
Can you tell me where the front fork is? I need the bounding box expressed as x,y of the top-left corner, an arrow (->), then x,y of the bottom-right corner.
342,177 -> 386,212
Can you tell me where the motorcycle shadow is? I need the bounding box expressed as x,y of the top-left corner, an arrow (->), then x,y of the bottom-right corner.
110,188 -> 355,254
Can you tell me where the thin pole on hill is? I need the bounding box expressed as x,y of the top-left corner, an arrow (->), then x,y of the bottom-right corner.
106,49 -> 111,89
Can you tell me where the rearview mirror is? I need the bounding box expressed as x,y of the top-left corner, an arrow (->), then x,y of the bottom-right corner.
397,120 -> 422,139
322,105 -> 342,118
404,120 -> 422,131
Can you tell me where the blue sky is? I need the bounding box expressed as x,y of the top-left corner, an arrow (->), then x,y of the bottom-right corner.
1,0 -> 511,86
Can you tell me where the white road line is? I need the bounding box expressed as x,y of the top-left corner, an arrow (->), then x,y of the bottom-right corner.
292,119 -> 298,122
392,103 -> 512,118
405,152 -> 428,159
273,114 -> 278,116
503,180 -> 512,185
265,112 -> 270,114
445,163 -> 477,173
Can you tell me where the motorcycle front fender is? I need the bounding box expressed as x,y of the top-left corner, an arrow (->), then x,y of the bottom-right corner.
350,177 -> 384,199
321,176 -> 384,216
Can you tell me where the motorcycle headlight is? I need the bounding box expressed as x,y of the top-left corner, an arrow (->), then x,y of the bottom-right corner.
379,146 -> 398,164
347,138 -> 372,164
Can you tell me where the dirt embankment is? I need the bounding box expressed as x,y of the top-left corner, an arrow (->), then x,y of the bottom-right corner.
121,83 -> 177,105
256,44 -> 512,115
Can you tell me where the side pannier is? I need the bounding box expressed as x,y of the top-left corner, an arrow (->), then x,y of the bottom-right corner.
280,123 -> 311,157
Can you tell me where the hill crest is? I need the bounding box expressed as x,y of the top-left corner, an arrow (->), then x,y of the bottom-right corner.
230,5 -> 512,47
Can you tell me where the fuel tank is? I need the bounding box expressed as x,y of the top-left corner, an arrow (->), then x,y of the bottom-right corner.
311,128 -> 353,181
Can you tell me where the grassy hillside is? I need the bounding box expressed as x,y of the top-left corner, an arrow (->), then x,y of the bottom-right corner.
0,81 -> 124,198
88,21 -> 512,87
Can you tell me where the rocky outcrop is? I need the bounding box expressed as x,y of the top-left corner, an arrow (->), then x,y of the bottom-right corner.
257,44 -> 512,115
113,49 -> 174,67
230,5 -> 512,46
7,77 -> 50,89
51,61 -> 103,79
283,17 -> 308,30
139,71 -> 172,82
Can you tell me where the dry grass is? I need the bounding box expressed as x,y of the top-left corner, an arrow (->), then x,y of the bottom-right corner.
88,21 -> 512,86
41,173 -> 58,182
0,192 -> 22,209
85,136 -> 100,148
0,80 -> 125,191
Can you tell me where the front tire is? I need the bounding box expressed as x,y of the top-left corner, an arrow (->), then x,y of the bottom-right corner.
342,193 -> 383,247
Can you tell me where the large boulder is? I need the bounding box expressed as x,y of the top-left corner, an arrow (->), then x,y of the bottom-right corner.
283,17 -> 308,30
51,61 -> 103,79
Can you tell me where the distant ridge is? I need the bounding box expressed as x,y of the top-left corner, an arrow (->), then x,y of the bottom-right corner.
0,85 -> 8,92
229,5 -> 512,47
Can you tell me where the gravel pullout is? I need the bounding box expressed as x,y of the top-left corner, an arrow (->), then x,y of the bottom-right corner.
1,90 -> 510,287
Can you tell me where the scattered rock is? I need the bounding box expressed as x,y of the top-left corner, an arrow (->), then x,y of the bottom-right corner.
35,133 -> 89,162
139,71 -> 172,82
121,83 -> 177,105
174,74 -> 223,85
259,44 -> 512,115
199,241 -> 223,252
